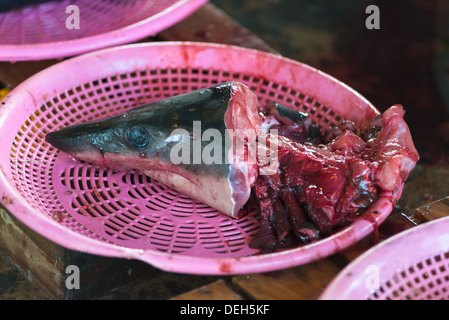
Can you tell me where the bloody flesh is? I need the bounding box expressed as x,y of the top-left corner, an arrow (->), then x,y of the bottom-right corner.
250,103 -> 419,251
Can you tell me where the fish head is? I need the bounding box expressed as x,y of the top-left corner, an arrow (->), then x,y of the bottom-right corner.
46,83 -> 236,171
44,81 -> 259,217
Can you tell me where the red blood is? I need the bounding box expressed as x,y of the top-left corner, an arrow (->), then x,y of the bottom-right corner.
249,104 -> 419,252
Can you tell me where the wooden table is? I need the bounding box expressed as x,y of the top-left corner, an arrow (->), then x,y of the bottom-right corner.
0,1 -> 448,300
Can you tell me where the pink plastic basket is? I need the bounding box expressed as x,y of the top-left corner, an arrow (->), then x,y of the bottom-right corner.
0,0 -> 207,61
320,216 -> 449,300
0,42 -> 391,275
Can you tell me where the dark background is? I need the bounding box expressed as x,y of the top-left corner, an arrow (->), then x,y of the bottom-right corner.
211,0 -> 449,165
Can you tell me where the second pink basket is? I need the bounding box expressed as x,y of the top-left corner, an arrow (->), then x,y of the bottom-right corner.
320,216 -> 449,300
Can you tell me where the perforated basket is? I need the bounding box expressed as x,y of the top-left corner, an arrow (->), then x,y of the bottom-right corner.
0,42 -> 391,275
0,0 -> 207,61
320,216 -> 449,300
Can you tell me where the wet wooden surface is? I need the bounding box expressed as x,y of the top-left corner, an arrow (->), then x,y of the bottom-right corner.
0,0 -> 448,300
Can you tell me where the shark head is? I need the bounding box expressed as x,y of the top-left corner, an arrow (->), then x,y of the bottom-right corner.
45,82 -> 234,170
45,82 -> 259,217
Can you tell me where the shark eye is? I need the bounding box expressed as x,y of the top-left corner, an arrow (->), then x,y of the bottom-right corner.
126,125 -> 149,147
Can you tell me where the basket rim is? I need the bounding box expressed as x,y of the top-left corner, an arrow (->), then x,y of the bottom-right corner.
0,41 -> 391,275
0,0 -> 208,61
319,216 -> 449,300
